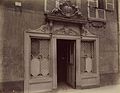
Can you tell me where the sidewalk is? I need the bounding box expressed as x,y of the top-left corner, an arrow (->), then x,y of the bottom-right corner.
45,84 -> 120,93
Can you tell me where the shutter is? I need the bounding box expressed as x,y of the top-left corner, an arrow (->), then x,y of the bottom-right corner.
46,0 -> 56,12
88,0 -> 98,8
106,0 -> 114,11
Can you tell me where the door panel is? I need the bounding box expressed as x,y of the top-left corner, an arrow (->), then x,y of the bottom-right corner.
67,41 -> 76,88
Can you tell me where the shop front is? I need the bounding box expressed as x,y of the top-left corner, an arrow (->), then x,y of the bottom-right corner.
24,1 -> 100,93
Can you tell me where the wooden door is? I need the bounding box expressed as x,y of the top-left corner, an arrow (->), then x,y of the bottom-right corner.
66,41 -> 76,88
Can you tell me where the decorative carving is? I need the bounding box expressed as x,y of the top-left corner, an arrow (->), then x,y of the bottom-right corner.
46,0 -> 83,19
58,0 -> 82,18
81,26 -> 96,37
27,24 -> 50,34
89,21 -> 106,28
53,26 -> 80,36
45,0 -> 87,25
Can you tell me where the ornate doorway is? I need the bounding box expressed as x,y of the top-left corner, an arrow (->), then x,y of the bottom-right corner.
57,39 -> 76,88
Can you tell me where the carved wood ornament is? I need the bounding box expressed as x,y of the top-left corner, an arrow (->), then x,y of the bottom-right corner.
52,0 -> 82,18
53,26 -> 80,36
27,24 -> 50,34
45,0 -> 87,24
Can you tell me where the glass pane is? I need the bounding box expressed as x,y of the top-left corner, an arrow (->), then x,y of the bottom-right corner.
89,1 -> 97,7
98,0 -> 105,9
89,7 -> 96,18
30,38 -> 50,79
107,0 -> 113,3
80,41 -> 97,73
47,0 -> 56,11
58,0 -> 76,4
107,4 -> 114,10
98,9 -> 105,19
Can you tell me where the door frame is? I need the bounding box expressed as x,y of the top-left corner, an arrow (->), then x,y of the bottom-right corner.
52,35 -> 81,89
57,39 -> 76,88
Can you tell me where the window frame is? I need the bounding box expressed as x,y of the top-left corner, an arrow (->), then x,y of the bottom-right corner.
88,0 -> 98,8
44,0 -> 47,12
88,0 -> 106,21
105,0 -> 114,11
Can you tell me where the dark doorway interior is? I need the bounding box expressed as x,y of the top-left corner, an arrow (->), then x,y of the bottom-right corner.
57,39 -> 76,88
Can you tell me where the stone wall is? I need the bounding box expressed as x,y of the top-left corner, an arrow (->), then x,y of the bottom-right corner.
0,5 -> 45,82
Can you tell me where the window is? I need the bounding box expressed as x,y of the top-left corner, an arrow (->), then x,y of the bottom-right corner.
56,0 -> 77,6
76,0 -> 81,8
98,0 -> 105,9
81,41 -> 97,73
88,0 -> 98,8
106,0 -> 114,11
44,0 -> 56,12
30,38 -> 50,78
88,0 -> 106,20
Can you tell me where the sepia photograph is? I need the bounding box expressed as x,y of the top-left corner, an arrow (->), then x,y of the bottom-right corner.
0,0 -> 120,93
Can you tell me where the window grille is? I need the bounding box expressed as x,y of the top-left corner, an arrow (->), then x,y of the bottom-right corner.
30,38 -> 50,78
80,41 -> 97,73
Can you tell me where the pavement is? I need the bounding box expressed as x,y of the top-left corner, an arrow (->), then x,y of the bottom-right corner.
45,83 -> 120,93
1,83 -> 120,93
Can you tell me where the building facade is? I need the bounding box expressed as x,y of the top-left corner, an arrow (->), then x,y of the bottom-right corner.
0,0 -> 119,93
